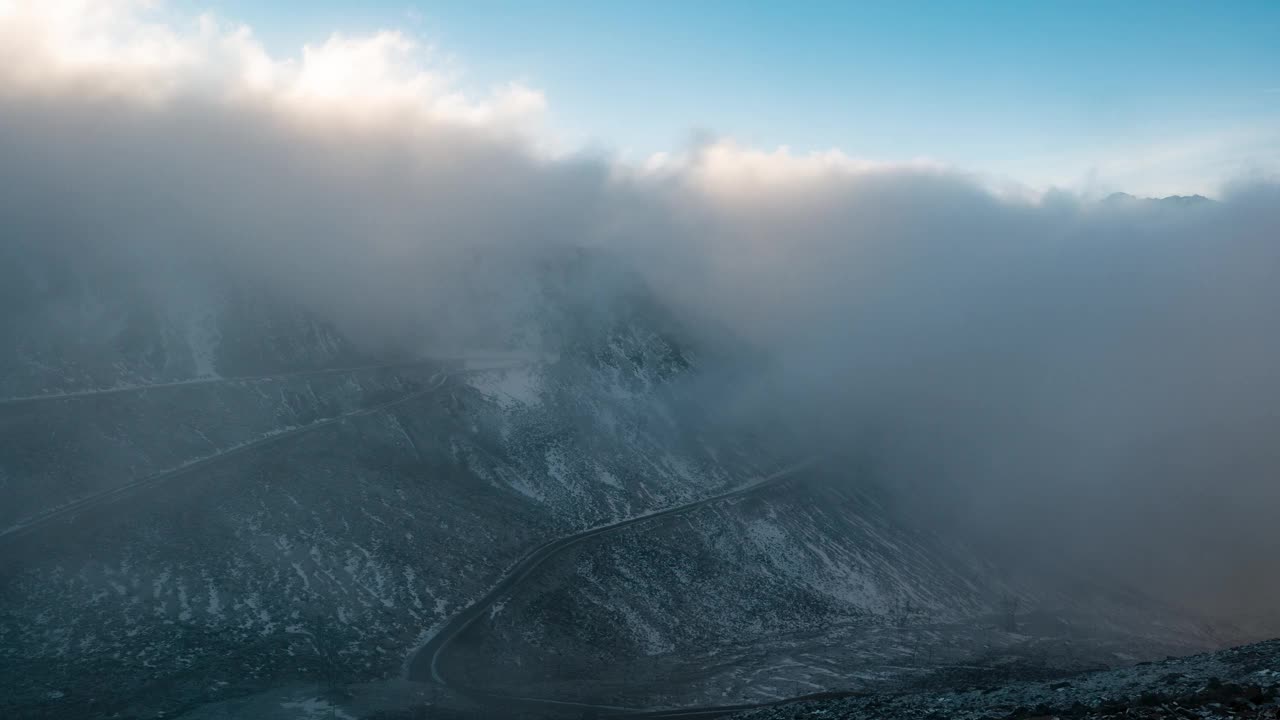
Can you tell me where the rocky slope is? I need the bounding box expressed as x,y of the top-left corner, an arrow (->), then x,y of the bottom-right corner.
439,467 -> 1222,710
0,243 -> 762,719
446,477 -> 1002,707
0,239 -> 1232,720
733,638 -> 1280,720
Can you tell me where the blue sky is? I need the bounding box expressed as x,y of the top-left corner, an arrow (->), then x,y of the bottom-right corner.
175,1 -> 1279,194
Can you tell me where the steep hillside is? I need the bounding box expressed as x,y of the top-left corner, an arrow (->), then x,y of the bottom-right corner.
446,478 -> 999,707
441,474 -> 1221,711
0,241 -> 1226,720
0,245 -> 762,719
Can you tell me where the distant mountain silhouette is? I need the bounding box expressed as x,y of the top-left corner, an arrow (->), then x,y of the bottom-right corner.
1103,191 -> 1214,206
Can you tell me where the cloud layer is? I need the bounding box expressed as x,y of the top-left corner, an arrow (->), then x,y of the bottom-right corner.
3,1 -> 1280,631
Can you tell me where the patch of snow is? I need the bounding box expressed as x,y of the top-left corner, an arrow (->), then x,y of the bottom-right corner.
291,562 -> 311,591
177,579 -> 193,622
596,465 -> 623,489
279,697 -> 356,720
467,366 -> 542,409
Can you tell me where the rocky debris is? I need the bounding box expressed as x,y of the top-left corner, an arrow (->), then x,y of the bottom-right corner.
734,639 -> 1280,720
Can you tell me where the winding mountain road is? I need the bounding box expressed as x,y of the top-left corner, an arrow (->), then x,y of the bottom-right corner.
408,457 -> 819,717
0,361 -> 528,558
0,352 -> 545,408
0,359 -> 447,408
4,354 -> 823,717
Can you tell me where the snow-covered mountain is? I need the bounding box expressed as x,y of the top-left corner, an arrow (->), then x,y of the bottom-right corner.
0,242 -> 749,717
0,241 -> 1225,719
1101,192 -> 1215,207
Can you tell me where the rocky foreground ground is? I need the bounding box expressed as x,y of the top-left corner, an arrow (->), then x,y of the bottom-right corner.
735,639 -> 1280,720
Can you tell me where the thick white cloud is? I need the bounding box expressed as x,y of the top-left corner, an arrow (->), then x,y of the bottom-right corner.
3,0 -> 1280,630
0,0 -> 546,129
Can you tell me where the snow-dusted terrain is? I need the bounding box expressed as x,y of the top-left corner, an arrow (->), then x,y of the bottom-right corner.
733,638 -> 1280,720
0,240 -> 1243,719
0,244 -> 763,718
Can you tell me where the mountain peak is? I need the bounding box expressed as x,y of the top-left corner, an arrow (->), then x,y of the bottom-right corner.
1102,191 -> 1214,206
